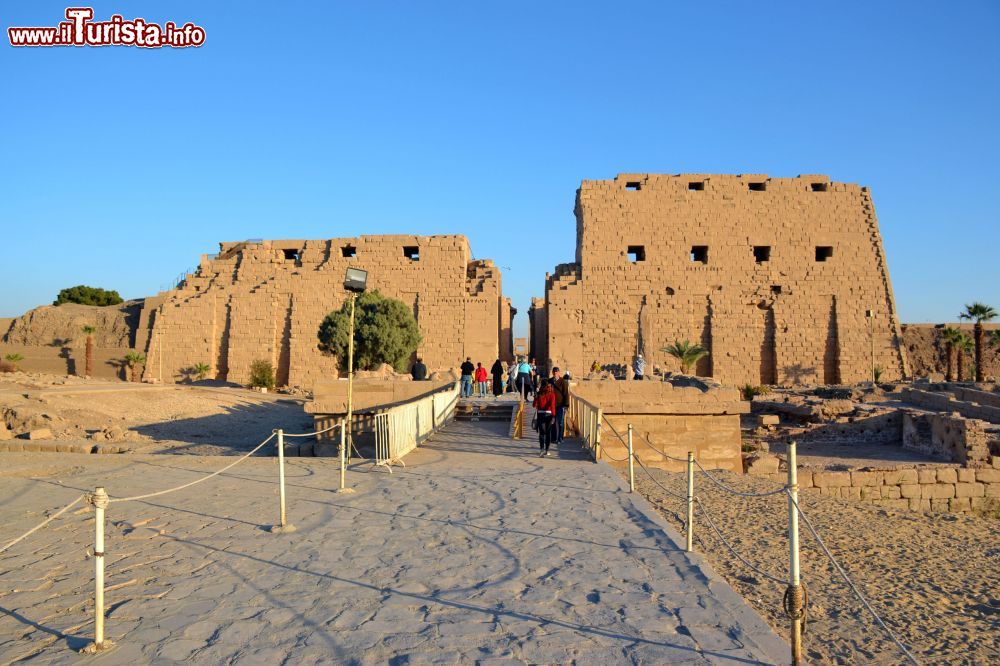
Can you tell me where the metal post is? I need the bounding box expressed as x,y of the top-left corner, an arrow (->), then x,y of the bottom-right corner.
627,424 -> 635,492
337,419 -> 354,494
346,293 -> 357,463
786,440 -> 804,665
595,408 -> 603,461
82,487 -> 112,653
686,452 -> 694,552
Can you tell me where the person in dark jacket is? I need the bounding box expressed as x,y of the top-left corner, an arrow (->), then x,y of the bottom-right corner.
551,367 -> 570,444
411,357 -> 428,381
460,357 -> 475,397
490,359 -> 504,398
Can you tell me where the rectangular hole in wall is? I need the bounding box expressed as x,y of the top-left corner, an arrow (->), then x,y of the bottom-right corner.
811,182 -> 828,192
403,246 -> 420,261
748,182 -> 767,192
815,246 -> 833,262
627,245 -> 646,263
282,249 -> 301,262
771,285 -> 782,294
688,181 -> 705,191
625,181 -> 642,191
690,246 -> 708,264
341,245 -> 356,258
753,246 -> 771,263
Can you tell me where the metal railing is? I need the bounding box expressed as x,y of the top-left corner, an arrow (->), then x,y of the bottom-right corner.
567,394 -> 602,460
374,382 -> 460,471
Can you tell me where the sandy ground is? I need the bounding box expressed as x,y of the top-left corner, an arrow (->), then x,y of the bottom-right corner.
633,467 -> 1000,664
0,373 -> 311,455
0,423 -> 787,665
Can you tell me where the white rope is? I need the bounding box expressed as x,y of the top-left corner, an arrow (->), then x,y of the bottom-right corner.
693,496 -> 787,584
630,456 -> 785,583
109,433 -> 276,503
281,422 -> 343,438
0,494 -> 86,555
787,490 -> 919,665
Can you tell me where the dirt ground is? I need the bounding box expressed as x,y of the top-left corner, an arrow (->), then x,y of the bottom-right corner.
0,373 -> 312,455
633,467 -> 999,665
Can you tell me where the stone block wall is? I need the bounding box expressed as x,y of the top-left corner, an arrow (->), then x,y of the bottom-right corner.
902,411 -> 994,465
902,387 -> 1000,424
139,235 -> 511,386
542,174 -> 907,385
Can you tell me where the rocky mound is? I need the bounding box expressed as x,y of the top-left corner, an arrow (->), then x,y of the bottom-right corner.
902,323 -> 1000,380
1,301 -> 142,348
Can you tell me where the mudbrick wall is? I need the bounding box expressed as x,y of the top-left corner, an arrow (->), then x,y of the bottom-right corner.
901,323 -> 1000,380
541,174 -> 908,385
136,235 -> 510,386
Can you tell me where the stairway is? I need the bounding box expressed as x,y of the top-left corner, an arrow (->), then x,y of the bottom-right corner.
454,401 -> 516,422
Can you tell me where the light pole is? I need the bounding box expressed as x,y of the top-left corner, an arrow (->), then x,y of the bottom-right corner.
343,268 -> 368,460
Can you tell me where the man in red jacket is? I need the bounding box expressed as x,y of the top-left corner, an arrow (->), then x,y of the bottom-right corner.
533,380 -> 557,456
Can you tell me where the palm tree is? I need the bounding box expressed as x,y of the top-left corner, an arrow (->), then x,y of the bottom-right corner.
124,352 -> 146,382
81,325 -> 96,377
661,340 -> 710,375
955,333 -> 974,381
193,362 -> 212,381
959,302 -> 998,382
939,326 -> 963,382
4,353 -> 24,371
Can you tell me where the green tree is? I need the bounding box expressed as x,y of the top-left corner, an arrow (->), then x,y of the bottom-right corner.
956,333 -> 974,381
193,362 -> 212,381
959,303 -> 998,382
4,353 -> 24,371
661,340 -> 710,375
54,285 -> 123,306
318,290 -> 423,373
81,325 -> 96,377
124,352 -> 146,382
939,326 -> 963,382
249,359 -> 276,390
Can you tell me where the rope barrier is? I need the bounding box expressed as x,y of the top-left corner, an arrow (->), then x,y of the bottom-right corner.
0,494 -> 86,555
109,432 -> 276,504
282,422 -> 343,438
787,490 -> 919,665
629,454 -> 786,583
692,458 -> 787,498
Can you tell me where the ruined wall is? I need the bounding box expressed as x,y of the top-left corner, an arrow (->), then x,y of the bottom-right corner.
141,235 -> 509,386
527,297 -> 548,365
544,174 -> 907,385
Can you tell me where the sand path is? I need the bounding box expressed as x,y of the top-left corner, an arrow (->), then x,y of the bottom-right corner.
0,420 -> 786,664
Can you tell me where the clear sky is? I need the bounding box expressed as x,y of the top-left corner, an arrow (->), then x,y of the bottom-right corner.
2,1 -> 998,336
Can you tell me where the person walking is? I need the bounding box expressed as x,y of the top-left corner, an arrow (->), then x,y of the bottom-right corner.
551,366 -> 570,444
490,359 -> 505,398
411,357 -> 428,381
633,353 -> 646,381
475,362 -> 488,396
516,357 -> 533,399
533,380 -> 557,457
508,361 -> 518,394
460,357 -> 475,397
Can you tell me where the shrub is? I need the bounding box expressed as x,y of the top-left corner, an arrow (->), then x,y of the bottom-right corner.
873,366 -> 884,383
123,352 -> 146,382
740,384 -> 770,401
249,359 -> 276,389
318,290 -> 422,373
4,353 -> 24,372
54,285 -> 124,306
193,362 -> 212,380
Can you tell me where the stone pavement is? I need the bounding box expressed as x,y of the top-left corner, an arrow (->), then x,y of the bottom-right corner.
0,420 -> 787,664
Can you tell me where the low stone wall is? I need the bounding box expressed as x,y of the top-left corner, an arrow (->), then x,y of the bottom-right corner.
902,410 -> 994,465
902,387 -> 1000,424
950,386 -> 1000,410
574,378 -> 746,474
750,464 -> 1000,514
774,410 -> 901,447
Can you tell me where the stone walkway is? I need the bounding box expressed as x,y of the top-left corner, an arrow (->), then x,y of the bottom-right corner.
0,420 -> 787,664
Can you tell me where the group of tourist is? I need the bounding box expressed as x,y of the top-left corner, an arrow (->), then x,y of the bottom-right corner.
531,365 -> 570,457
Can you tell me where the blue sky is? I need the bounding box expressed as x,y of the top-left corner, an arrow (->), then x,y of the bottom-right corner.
2,1 -> 998,336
